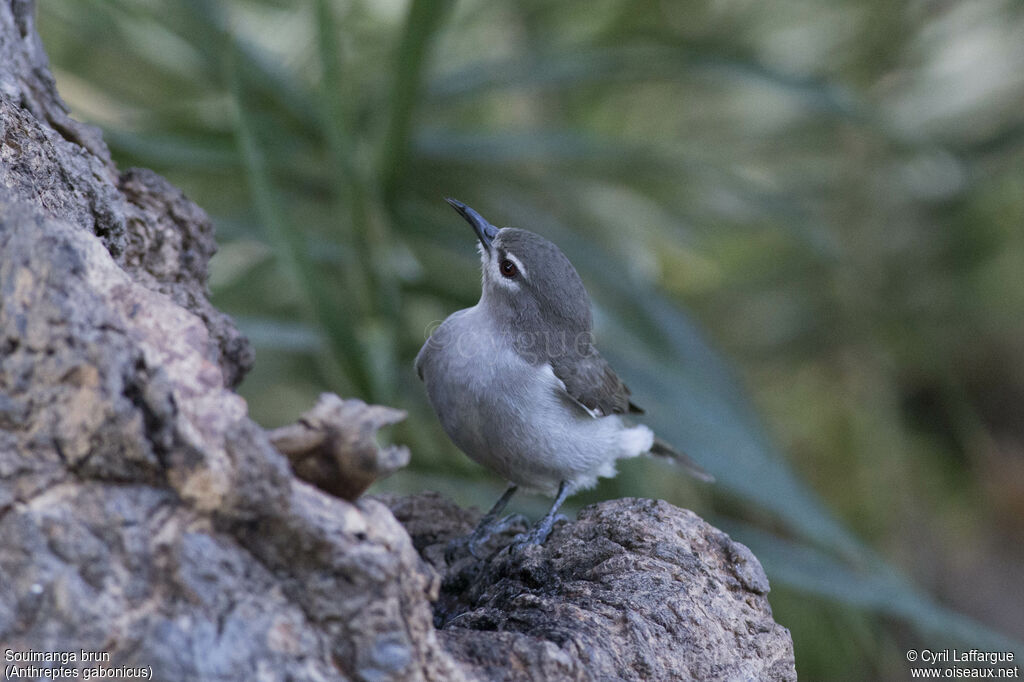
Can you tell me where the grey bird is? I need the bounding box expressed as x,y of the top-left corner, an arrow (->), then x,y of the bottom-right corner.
415,198 -> 713,555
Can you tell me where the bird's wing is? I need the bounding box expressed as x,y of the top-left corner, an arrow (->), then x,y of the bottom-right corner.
548,348 -> 642,417
549,349 -> 715,483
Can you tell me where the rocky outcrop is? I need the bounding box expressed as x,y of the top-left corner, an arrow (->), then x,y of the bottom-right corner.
383,492 -> 796,681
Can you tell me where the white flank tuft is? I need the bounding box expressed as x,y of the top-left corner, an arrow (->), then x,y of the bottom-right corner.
620,424 -> 654,458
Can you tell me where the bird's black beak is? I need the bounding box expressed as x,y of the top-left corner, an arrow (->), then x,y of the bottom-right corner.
445,198 -> 499,251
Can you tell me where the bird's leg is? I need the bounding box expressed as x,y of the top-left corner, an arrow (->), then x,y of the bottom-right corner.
515,480 -> 571,547
446,484 -> 519,561
473,484 -> 519,535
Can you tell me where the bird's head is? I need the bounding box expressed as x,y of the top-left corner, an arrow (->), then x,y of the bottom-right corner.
445,198 -> 593,339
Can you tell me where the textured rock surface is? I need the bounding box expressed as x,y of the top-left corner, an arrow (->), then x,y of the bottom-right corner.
269,393 -> 412,501
0,2 -> 795,680
381,493 -> 797,681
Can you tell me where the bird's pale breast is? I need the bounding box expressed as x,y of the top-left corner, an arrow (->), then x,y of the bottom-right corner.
416,306 -> 652,496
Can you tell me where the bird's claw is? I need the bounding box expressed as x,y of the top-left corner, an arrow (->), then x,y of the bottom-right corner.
446,513 -> 530,562
510,525 -> 552,551
509,531 -> 545,552
444,534 -> 489,562
444,535 -> 471,563
508,513 -> 567,552
491,513 -> 529,534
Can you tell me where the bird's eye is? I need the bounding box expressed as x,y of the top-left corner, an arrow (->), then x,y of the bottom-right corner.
499,258 -> 518,278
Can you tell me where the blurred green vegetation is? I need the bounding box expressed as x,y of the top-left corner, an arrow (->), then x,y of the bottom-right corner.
39,0 -> 1024,677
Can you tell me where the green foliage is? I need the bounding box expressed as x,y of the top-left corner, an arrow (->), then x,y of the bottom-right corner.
40,0 -> 1024,676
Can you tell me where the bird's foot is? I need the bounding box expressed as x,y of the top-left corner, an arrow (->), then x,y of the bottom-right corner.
489,512 -> 530,536
465,513 -> 529,558
509,527 -> 549,551
445,532 -> 496,562
509,513 -> 568,551
443,535 -> 471,564
445,513 -> 530,562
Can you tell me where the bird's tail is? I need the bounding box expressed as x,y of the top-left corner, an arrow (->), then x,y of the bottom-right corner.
649,437 -> 715,483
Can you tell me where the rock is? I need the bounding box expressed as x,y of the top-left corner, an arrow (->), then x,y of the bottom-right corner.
379,493 -> 797,681
269,394 -> 411,501
0,2 -> 462,678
